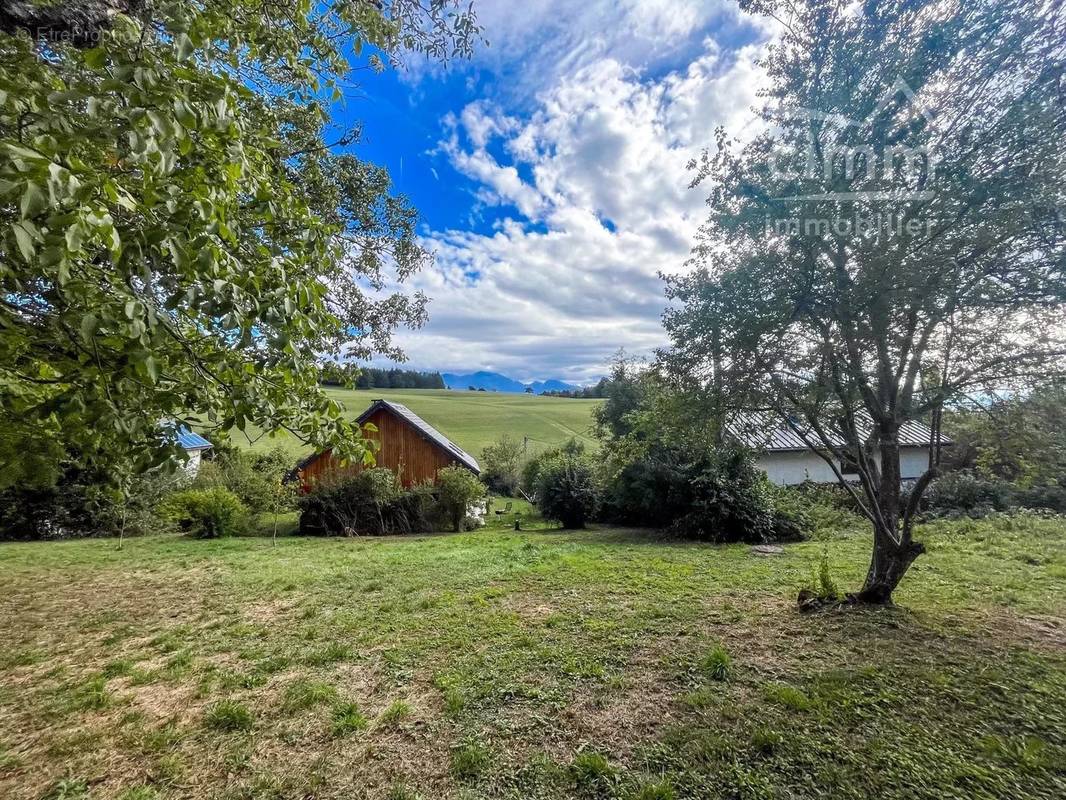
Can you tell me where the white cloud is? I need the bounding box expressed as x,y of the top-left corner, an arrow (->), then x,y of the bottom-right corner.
384,39 -> 768,383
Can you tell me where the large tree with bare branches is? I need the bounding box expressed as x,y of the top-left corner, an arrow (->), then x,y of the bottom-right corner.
664,0 -> 1066,603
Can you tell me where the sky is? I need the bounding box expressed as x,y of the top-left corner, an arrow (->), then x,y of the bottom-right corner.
341,0 -> 772,384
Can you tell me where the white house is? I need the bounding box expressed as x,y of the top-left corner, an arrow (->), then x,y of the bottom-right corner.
176,426 -> 213,475
726,412 -> 948,486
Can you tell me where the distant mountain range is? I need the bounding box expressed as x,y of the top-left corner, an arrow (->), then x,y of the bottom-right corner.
442,371 -> 577,395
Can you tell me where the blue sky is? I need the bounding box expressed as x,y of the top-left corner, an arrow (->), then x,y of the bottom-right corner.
338,0 -> 771,383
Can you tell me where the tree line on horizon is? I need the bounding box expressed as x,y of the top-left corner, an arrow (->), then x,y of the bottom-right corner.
318,363 -> 446,390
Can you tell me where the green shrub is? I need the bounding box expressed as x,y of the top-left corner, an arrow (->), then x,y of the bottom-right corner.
159,487 -> 247,538
298,469 -> 435,536
436,464 -> 486,532
600,446 -> 807,543
921,470 -> 1066,518
193,447 -> 293,518
479,435 -> 525,495
535,453 -> 599,528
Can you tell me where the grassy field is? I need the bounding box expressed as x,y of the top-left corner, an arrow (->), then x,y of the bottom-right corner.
1,512 -> 1065,799
234,389 -> 601,460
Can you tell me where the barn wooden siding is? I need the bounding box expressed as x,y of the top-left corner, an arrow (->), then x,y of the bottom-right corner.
298,406 -> 459,490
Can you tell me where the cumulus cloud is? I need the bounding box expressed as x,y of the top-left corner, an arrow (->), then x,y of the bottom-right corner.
384,39 -> 768,383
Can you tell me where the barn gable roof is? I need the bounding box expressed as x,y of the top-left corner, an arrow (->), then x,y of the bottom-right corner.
357,399 -> 480,473
726,411 -> 950,453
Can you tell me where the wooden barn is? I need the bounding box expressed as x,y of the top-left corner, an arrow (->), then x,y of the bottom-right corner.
295,399 -> 480,491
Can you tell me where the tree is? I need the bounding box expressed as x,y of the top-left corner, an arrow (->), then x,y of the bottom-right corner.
479,434 -> 525,495
534,452 -> 599,529
664,0 -> 1066,603
0,1 -> 479,491
436,465 -> 485,532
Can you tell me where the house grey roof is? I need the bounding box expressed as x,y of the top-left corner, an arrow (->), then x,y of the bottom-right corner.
176,426 -> 213,451
357,399 -> 480,473
726,411 -> 949,452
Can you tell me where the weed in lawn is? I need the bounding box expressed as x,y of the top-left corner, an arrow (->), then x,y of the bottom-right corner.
570,750 -> 617,794
0,746 -> 21,771
203,699 -> 253,732
763,683 -> 814,711
330,701 -> 368,736
633,779 -> 676,800
116,787 -> 159,800
749,726 -> 784,754
42,778 -> 88,800
385,781 -> 420,800
282,678 -> 338,711
699,644 -> 732,681
302,641 -> 352,666
451,737 -> 492,781
377,699 -> 412,727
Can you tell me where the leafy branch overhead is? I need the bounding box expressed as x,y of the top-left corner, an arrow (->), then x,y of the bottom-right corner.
0,1 -> 481,488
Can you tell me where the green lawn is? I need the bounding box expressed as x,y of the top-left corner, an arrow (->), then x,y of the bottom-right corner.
233,388 -> 601,460
1,514 -> 1065,799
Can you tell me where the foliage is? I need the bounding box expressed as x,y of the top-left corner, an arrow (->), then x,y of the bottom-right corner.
921,471 -> 1066,519
0,1 -> 480,490
479,434 -> 525,496
192,447 -> 293,517
319,363 -> 446,390
159,486 -> 246,538
533,453 -> 600,529
0,464 -> 184,540
521,438 -> 586,498
436,464 -> 487,533
297,468 -> 436,536
943,382 -> 1066,486
664,0 -> 1066,602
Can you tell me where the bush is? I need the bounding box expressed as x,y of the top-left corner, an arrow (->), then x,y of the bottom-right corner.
479,435 -> 525,495
437,465 -> 487,532
192,447 -> 293,518
521,438 -> 586,499
298,468 -> 436,536
921,470 -> 1066,518
535,453 -> 599,528
159,487 -> 247,538
601,446 -> 806,543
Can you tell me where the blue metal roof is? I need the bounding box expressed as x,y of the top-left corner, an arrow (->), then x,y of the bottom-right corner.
176,426 -> 213,451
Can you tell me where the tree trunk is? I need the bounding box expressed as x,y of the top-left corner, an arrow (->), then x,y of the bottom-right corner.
851,428 -> 925,604
853,527 -> 925,604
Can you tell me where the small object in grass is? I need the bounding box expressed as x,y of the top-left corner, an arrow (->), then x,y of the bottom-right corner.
514,514 -> 522,531
750,544 -> 784,555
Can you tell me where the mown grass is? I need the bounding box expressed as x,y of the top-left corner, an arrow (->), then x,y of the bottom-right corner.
232,387 -> 601,458
1,513 -> 1064,799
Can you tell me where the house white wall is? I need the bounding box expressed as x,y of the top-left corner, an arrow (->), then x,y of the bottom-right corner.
757,447 -> 932,486
183,448 -> 204,476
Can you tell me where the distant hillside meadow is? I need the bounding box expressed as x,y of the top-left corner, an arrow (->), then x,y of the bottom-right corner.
236,388 -> 602,458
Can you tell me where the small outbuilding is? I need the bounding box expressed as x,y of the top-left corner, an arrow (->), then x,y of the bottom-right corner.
727,412 -> 950,486
295,399 -> 480,491
176,426 -> 213,475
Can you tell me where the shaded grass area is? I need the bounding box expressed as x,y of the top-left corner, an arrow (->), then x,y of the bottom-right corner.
0,514 -> 1064,799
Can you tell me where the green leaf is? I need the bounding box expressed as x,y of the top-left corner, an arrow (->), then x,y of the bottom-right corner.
176,33 -> 195,62
20,183 -> 47,219
80,313 -> 98,342
11,223 -> 34,262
